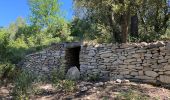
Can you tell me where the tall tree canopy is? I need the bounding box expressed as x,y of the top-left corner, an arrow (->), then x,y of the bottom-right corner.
73,0 -> 170,43
28,0 -> 73,42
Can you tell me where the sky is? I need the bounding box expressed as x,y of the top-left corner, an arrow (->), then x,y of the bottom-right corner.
0,0 -> 73,27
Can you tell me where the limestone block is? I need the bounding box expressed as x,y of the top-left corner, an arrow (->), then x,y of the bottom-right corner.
135,76 -> 154,80
144,54 -> 152,57
124,59 -> 136,63
136,50 -> 147,53
104,58 -> 111,62
131,71 -> 138,76
119,65 -> 128,68
143,67 -> 153,71
66,67 -> 80,80
139,71 -> 144,75
100,53 -> 113,58
158,59 -> 167,63
120,71 -> 130,75
144,71 -> 158,78
164,65 -> 170,70
164,71 -> 170,75
132,54 -> 140,58
119,56 -> 126,60
88,50 -> 96,56
88,66 -> 95,69
158,71 -> 163,74
128,65 -> 136,69
98,65 -> 107,69
159,75 -> 170,84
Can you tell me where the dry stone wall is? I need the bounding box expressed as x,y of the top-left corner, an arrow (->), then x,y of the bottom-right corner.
20,41 -> 170,85
80,41 -> 170,84
20,42 -> 81,77
20,43 -> 66,76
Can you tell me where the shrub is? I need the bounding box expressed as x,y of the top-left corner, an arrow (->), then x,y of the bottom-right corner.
12,71 -> 36,100
50,64 -> 76,92
0,62 -> 17,83
86,73 -> 100,82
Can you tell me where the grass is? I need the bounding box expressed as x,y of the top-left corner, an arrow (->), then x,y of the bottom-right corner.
115,89 -> 149,100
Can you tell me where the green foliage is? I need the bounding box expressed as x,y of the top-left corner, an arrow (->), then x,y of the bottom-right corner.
115,89 -> 149,100
51,67 -> 65,83
12,71 -> 36,100
86,73 -> 100,82
73,0 -> 170,43
28,0 -> 60,28
52,79 -> 76,92
28,0 -> 73,42
50,63 -> 76,92
0,63 -> 17,82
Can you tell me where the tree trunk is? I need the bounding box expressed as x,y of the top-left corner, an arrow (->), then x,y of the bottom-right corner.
130,14 -> 138,37
120,0 -> 130,43
108,7 -> 116,43
121,14 -> 129,43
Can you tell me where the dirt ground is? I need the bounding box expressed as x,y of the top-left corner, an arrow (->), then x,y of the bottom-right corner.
1,81 -> 170,100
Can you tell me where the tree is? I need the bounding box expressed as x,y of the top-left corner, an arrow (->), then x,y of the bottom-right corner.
28,0 -> 73,42
73,0 -> 170,43
28,0 -> 60,28
73,0 -> 143,43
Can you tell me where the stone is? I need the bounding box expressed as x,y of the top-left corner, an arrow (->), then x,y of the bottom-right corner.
95,82 -> 104,87
131,72 -> 138,76
135,76 -> 154,80
100,53 -> 113,58
141,42 -> 148,46
66,67 -> 80,80
122,79 -> 130,83
116,79 -> 122,83
128,65 -> 136,69
88,66 -> 95,69
98,65 -> 107,69
80,86 -> 88,92
144,54 -> 152,57
164,71 -> 170,75
139,71 -> 144,75
132,54 -> 140,58
164,65 -> 170,70
120,71 -> 130,75
136,50 -> 147,53
124,59 -> 136,63
104,58 -> 111,62
158,72 -> 164,74
88,50 -> 96,56
158,59 -> 167,63
159,75 -> 170,84
156,41 -> 165,47
145,71 -> 158,78
119,56 -> 126,60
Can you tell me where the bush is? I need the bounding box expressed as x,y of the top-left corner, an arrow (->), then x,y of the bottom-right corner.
86,73 -> 100,82
0,62 -> 17,83
50,64 -> 76,92
12,71 -> 36,100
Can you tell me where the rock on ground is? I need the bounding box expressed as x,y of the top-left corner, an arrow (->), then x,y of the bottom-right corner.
66,67 -> 80,80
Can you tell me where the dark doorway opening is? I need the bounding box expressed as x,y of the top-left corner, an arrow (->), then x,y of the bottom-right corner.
65,46 -> 81,72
